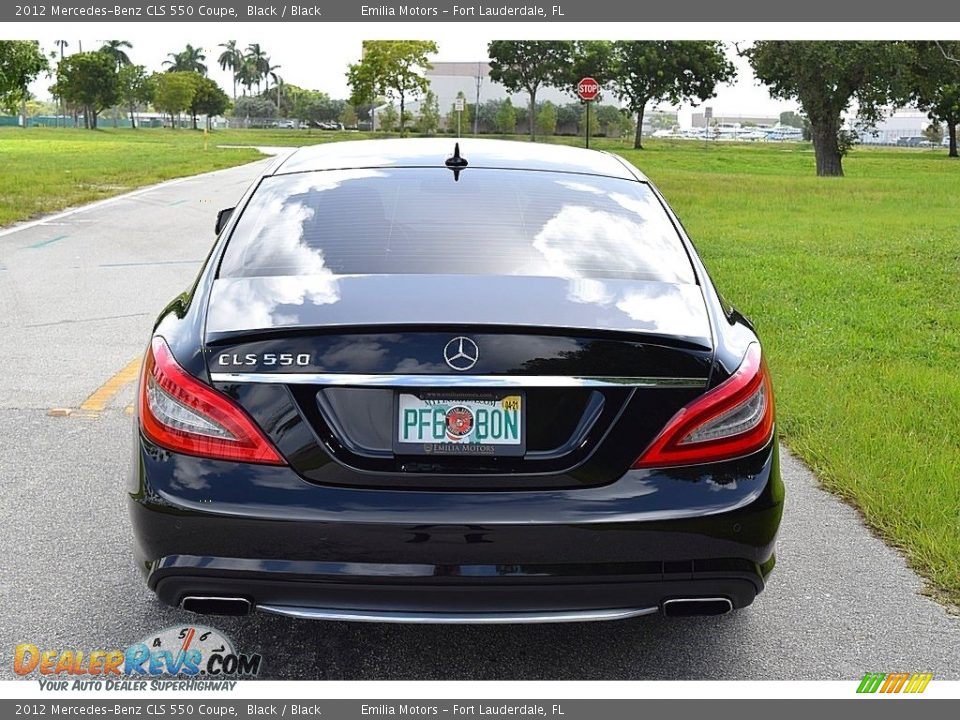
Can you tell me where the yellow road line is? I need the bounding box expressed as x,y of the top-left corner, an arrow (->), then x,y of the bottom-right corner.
79,357 -> 142,414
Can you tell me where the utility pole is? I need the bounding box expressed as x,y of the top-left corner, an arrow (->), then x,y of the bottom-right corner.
474,62 -> 482,135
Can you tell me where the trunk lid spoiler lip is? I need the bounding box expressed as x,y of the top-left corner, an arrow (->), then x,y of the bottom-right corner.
204,274 -> 713,350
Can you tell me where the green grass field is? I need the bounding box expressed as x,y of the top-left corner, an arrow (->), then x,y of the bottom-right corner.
0,128 -> 264,226
3,127 -> 959,605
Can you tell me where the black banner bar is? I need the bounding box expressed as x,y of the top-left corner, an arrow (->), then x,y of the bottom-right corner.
5,0 -> 960,22
2,699 -> 959,720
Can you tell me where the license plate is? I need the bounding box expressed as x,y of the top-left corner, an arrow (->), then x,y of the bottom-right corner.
394,391 -> 525,457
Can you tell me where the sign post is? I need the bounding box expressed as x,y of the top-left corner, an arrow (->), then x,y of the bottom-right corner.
454,96 -> 465,138
577,77 -> 600,149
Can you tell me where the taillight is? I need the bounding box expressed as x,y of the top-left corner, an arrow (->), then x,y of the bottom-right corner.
632,344 -> 774,468
138,337 -> 284,465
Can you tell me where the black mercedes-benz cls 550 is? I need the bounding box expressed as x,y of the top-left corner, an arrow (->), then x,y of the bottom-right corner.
129,138 -> 784,623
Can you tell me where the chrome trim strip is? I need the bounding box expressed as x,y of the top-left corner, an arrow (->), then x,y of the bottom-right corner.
256,604 -> 659,624
210,372 -> 707,389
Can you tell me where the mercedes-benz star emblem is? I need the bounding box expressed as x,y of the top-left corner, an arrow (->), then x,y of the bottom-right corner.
443,336 -> 479,371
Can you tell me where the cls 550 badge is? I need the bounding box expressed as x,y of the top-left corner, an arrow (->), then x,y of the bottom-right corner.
217,352 -> 311,367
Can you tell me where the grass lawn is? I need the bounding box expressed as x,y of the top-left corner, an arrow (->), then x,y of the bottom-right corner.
0,127 -> 264,226
3,126 -> 958,605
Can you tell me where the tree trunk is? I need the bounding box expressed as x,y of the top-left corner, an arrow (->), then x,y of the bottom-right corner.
634,104 -> 646,149
949,123 -> 958,158
130,104 -> 137,130
192,112 -> 198,131
399,92 -> 405,137
810,116 -> 844,177
529,87 -> 537,142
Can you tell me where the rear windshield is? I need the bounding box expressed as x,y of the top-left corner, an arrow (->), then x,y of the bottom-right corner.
218,168 -> 695,284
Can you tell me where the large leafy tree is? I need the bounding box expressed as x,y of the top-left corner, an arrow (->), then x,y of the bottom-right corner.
56,51 -> 118,129
567,40 -> 615,93
487,41 -> 573,141
99,40 -> 133,71
232,95 -> 277,123
189,74 -> 230,130
292,89 -> 343,125
610,41 -> 734,150
152,71 -> 197,127
347,40 -> 437,136
908,41 -> 960,157
0,40 -> 49,120
745,41 -> 910,176
163,44 -> 207,75
117,64 -> 153,129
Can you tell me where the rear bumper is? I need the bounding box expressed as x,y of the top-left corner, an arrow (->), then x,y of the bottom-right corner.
128,437 -> 783,622
147,555 -> 768,619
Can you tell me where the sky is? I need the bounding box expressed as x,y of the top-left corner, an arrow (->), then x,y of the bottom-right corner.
26,29 -> 799,123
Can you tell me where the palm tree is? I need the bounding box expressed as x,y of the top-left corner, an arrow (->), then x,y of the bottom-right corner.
236,59 -> 259,97
217,40 -> 242,100
245,43 -> 269,93
163,44 -> 207,74
275,77 -> 285,116
264,62 -> 281,93
99,40 -> 133,70
53,41 -> 69,127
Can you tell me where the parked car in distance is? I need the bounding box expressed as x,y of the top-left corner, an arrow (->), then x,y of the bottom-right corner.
896,136 -> 925,147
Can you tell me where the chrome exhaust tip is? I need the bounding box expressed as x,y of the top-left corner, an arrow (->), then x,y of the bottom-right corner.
179,596 -> 252,616
661,597 -> 733,617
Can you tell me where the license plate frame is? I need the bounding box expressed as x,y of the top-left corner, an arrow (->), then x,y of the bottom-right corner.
392,389 -> 526,457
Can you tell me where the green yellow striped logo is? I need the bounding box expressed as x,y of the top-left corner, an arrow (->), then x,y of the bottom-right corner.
857,672 -> 933,694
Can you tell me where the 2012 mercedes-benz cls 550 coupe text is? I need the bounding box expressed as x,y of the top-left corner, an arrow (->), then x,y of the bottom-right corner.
129,139 -> 784,623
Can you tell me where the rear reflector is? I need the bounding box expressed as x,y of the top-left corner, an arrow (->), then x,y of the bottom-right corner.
632,344 -> 774,468
139,337 -> 284,465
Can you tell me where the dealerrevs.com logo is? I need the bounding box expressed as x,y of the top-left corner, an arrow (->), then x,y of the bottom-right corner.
14,625 -> 262,691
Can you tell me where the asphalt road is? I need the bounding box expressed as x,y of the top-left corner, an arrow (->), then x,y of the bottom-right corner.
1,156 -> 958,681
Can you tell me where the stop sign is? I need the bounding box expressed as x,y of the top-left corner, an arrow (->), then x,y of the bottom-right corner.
577,77 -> 600,101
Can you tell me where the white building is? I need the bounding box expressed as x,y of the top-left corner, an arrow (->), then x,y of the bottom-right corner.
854,111 -> 936,145
426,61 -> 576,112
373,61 -> 579,130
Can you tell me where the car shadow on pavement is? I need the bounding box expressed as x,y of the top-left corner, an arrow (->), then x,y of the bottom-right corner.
201,609 -> 759,680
